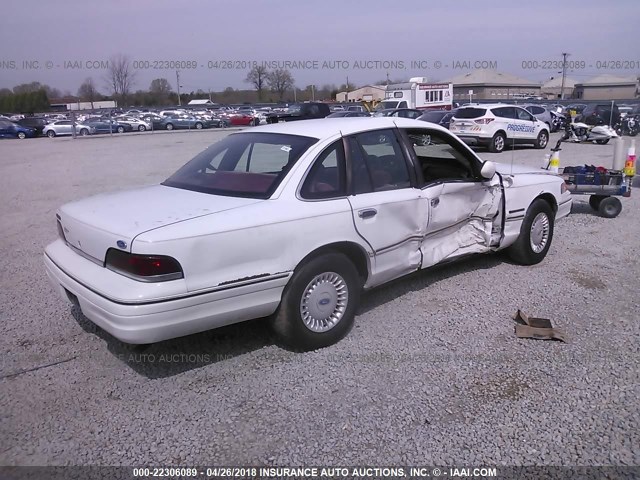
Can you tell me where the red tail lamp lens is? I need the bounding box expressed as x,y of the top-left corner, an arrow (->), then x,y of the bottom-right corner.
105,248 -> 183,282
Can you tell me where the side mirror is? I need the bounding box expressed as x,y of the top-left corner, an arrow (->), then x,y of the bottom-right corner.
480,160 -> 496,179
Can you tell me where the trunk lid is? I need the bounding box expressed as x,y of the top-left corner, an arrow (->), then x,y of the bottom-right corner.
58,185 -> 260,262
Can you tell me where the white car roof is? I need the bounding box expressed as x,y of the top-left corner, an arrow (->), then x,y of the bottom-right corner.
242,117 -> 448,139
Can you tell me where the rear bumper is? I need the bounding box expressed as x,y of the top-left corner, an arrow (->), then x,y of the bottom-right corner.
44,248 -> 289,344
454,135 -> 491,146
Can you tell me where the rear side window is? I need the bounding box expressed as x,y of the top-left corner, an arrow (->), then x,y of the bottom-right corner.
492,107 -> 517,119
454,108 -> 487,119
300,141 -> 346,199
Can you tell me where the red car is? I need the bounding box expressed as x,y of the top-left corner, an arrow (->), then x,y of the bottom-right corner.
228,113 -> 259,126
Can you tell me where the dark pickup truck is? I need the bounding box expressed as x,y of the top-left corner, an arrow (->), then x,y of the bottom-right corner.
266,103 -> 331,124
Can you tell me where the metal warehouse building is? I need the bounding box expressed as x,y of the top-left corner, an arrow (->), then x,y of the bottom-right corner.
573,75 -> 639,100
445,69 -> 541,100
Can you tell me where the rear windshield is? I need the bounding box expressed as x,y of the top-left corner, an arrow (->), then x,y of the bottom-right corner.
454,108 -> 487,119
163,132 -> 318,198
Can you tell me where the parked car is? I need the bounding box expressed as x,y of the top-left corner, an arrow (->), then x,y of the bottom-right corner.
141,113 -> 165,129
266,103 -> 331,123
575,103 -> 621,127
227,112 -> 259,126
43,120 -> 95,138
83,118 -> 132,134
450,104 -> 550,153
115,116 -> 151,132
522,105 -> 554,132
326,111 -> 370,118
160,115 -> 214,130
372,108 -> 423,119
44,117 -> 571,351
417,109 -> 458,129
0,119 -> 37,139
16,117 -> 50,136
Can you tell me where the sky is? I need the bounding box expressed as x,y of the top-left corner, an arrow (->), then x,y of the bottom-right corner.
1,0 -> 639,95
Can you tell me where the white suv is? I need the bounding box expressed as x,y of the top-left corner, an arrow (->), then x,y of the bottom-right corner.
450,103 -> 549,153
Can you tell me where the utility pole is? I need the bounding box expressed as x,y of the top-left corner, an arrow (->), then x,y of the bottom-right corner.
176,70 -> 181,106
346,75 -> 349,102
560,52 -> 569,100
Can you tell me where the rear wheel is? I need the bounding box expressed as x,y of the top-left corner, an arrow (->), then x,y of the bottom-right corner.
47,130 -> 56,138
589,195 -> 607,211
195,122 -> 203,129
17,132 -> 26,139
507,199 -> 555,265
116,126 -> 125,133
598,197 -> 622,218
138,125 -> 146,131
271,253 -> 361,351
165,123 -> 174,130
489,132 -> 506,153
595,138 -> 609,145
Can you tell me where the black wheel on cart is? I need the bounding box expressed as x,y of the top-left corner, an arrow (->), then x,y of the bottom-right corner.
598,196 -> 622,218
588,195 -> 607,211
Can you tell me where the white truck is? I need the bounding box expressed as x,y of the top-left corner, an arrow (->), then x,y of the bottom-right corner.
376,77 -> 453,112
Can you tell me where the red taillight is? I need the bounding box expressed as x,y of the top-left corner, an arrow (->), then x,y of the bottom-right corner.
474,118 -> 495,124
105,248 -> 183,282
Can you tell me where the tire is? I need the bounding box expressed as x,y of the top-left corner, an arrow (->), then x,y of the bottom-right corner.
138,125 -> 146,132
117,126 -> 125,133
270,252 -> 361,351
17,132 -> 26,139
80,128 -> 89,136
489,132 -> 506,153
589,195 -> 607,211
598,196 -> 622,218
165,123 -> 174,131
195,122 -> 203,129
535,130 -> 549,149
507,199 -> 555,265
46,130 -> 56,138
595,138 -> 609,145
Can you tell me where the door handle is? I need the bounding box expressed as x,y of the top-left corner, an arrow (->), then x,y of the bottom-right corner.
358,209 -> 377,219
430,197 -> 440,207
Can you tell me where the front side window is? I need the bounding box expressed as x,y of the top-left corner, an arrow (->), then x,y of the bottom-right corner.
164,133 -> 318,198
516,108 -> 534,121
404,128 -> 477,183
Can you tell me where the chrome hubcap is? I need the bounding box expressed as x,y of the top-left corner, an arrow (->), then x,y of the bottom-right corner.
539,133 -> 548,147
495,136 -> 504,151
300,272 -> 348,333
530,212 -> 550,253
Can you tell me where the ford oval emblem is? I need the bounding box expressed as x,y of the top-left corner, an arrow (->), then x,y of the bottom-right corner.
319,298 -> 331,306
116,240 -> 127,249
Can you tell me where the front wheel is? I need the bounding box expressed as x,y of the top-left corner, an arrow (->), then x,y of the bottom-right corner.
589,195 -> 607,211
195,122 -> 203,129
46,130 -> 56,138
165,123 -> 174,130
17,132 -> 26,139
507,199 -> 555,265
117,126 -> 125,133
489,132 -> 506,153
595,138 -> 610,145
138,125 -> 146,131
535,130 -> 549,149
79,128 -> 89,136
271,253 -> 361,351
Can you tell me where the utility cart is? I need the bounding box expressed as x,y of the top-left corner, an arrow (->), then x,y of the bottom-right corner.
560,168 -> 632,218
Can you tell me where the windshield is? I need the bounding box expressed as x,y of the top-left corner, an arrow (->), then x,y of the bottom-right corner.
163,132 -> 318,198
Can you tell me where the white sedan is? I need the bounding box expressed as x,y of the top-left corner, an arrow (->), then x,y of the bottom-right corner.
44,118 -> 572,350
115,116 -> 152,131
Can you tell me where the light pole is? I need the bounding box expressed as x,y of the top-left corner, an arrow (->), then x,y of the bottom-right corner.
176,70 -> 181,106
560,52 -> 569,100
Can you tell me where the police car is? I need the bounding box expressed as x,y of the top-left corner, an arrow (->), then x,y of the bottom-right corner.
449,103 -> 550,153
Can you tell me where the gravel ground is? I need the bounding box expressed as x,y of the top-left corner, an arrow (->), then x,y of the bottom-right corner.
0,129 -> 638,467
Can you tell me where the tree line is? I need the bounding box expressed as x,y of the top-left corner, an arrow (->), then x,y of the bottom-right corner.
0,54 -> 383,112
